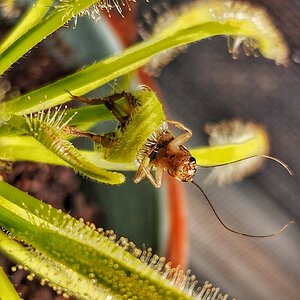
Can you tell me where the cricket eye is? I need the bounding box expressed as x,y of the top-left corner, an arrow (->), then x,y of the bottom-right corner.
189,156 -> 196,164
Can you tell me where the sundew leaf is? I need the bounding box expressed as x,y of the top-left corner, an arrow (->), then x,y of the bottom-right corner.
98,87 -> 166,163
0,0 -> 142,74
0,0 -> 55,53
0,0 -> 289,116
5,112 -> 125,184
0,117 -> 271,181
190,119 -> 270,185
143,0 -> 289,74
0,135 -> 136,170
0,0 -> 98,73
190,125 -> 268,167
0,230 -> 122,300
0,265 -> 20,300
0,181 -> 230,300
1,87 -> 165,181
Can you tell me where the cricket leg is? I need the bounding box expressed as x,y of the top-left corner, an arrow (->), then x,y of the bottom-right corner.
166,120 -> 192,148
64,126 -> 102,143
134,160 -> 163,188
66,90 -> 140,126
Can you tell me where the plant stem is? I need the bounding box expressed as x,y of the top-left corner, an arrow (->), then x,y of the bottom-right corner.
2,21 -> 260,115
0,265 -> 20,300
0,0 -> 98,74
0,135 -> 136,170
0,0 -> 55,53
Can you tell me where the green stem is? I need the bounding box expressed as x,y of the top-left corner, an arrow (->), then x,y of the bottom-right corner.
66,103 -> 117,126
0,266 -> 20,300
0,0 -> 55,53
0,0 -> 97,74
0,135 -> 136,170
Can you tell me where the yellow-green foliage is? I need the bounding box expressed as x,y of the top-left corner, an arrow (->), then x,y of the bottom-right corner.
99,87 -> 165,163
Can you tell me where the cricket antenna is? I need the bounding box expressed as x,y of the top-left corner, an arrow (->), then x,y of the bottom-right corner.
260,155 -> 293,175
190,180 -> 294,238
201,154 -> 293,176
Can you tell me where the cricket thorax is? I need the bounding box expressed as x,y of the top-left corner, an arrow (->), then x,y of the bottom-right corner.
136,121 -> 197,183
136,121 -> 169,162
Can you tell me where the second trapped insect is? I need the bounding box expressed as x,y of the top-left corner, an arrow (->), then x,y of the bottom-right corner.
65,86 -> 293,238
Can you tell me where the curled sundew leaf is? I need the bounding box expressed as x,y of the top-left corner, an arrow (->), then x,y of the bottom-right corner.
98,86 -> 166,163
142,0 -> 289,75
7,108 -> 125,184
190,119 -> 269,185
0,181 -> 230,300
24,108 -> 125,184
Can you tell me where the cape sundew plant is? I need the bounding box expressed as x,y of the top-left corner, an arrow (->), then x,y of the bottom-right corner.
0,0 -> 293,299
